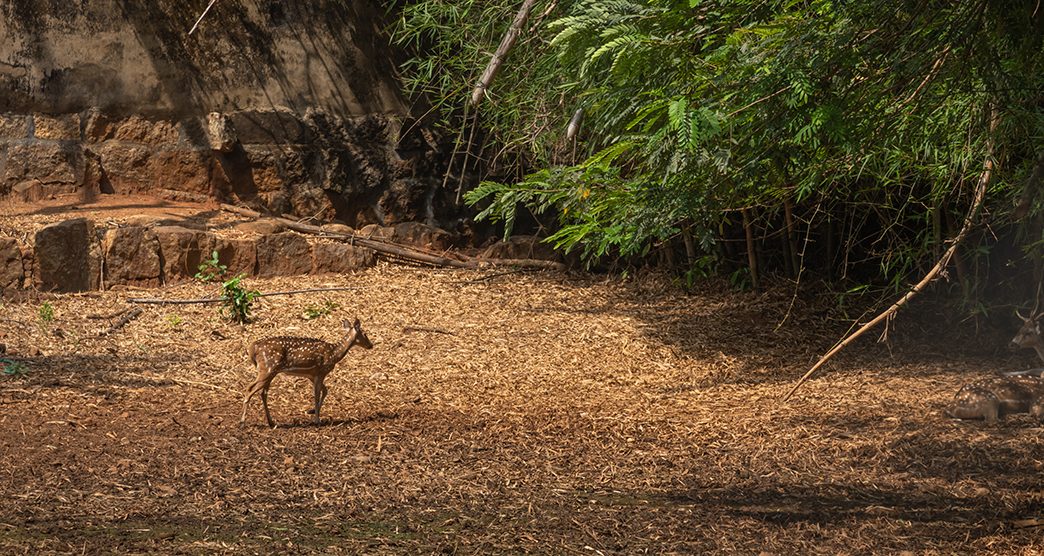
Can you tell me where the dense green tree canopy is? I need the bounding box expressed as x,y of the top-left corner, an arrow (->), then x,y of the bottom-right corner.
393,0 -> 1043,297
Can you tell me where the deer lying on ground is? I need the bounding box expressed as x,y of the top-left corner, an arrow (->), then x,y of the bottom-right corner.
241,318 -> 373,427
946,375 -> 1044,422
946,309 -> 1044,422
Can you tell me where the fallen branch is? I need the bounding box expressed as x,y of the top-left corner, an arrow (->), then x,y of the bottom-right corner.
95,307 -> 143,337
783,108 -> 999,401
219,204 -> 567,271
188,0 -> 219,35
127,296 -> 222,305
402,325 -> 456,336
127,286 -> 362,305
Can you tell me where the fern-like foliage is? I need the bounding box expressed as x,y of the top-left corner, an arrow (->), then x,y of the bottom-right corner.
399,0 -> 1044,298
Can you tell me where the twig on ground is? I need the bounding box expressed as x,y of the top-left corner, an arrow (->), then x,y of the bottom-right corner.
127,286 -> 362,305
402,325 -> 456,336
95,307 -> 143,337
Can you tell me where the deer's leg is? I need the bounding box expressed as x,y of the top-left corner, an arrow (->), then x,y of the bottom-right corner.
312,376 -> 325,425
240,369 -> 272,424
306,378 -> 328,415
260,375 -> 278,427
983,403 -> 1000,424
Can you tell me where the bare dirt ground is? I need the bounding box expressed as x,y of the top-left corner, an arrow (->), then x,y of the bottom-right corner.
1,199 -> 1043,554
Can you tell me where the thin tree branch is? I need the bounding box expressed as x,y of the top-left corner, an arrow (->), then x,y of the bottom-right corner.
470,0 -> 541,106
188,0 -> 219,35
783,106 -> 999,401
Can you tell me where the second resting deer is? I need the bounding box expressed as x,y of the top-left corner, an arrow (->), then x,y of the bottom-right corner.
1011,308 -> 1044,365
241,318 -> 373,427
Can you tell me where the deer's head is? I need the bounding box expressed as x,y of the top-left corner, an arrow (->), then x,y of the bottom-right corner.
345,318 -> 374,349
1011,309 -> 1043,350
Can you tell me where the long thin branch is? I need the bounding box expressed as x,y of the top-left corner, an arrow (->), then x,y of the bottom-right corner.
470,0 -> 540,106
783,108 -> 999,401
188,0 -> 219,35
127,286 -> 362,305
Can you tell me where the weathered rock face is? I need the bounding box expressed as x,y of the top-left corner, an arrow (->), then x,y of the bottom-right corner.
256,232 -> 312,277
154,226 -> 207,284
0,1 -> 460,229
312,243 -> 377,274
34,218 -> 94,292
202,237 -> 257,278
481,235 -> 562,262
391,222 -> 456,251
0,237 -> 23,291
103,226 -> 161,288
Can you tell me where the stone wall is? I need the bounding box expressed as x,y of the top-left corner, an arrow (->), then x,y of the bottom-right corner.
0,1 -> 455,227
0,216 -> 563,297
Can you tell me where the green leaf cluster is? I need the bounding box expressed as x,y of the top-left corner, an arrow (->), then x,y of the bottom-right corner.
396,0 -> 1044,291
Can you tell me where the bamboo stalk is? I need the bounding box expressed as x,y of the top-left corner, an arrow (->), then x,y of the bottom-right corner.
741,208 -> 759,290
470,0 -> 541,106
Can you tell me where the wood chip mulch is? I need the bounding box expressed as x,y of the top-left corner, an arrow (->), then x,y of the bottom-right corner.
0,261 -> 1041,553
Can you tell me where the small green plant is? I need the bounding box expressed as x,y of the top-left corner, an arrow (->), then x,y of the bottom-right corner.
38,302 -> 54,324
220,274 -> 260,324
195,250 -> 228,283
166,314 -> 183,328
301,300 -> 339,320
0,358 -> 28,378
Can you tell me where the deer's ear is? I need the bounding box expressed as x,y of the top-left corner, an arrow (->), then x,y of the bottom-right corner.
353,318 -> 361,328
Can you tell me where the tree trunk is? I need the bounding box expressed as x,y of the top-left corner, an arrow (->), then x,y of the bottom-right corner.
742,208 -> 759,290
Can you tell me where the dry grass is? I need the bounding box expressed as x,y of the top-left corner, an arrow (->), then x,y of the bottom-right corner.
0,261 -> 1041,554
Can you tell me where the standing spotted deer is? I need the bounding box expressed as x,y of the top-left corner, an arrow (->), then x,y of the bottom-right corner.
241,318 -> 374,427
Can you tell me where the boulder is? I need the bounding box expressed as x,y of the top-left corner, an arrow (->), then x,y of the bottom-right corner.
34,218 -> 93,292
206,112 -> 237,152
201,236 -> 257,277
103,226 -> 161,288
146,149 -> 213,195
481,235 -> 561,262
392,222 -> 455,251
358,224 -> 394,241
154,226 -> 207,284
320,223 -> 354,235
0,114 -> 29,139
312,242 -> 376,274
111,115 -> 180,146
0,237 -> 24,290
33,113 -> 81,140
255,232 -> 311,277
12,180 -> 45,202
2,143 -> 84,190
92,141 -> 151,193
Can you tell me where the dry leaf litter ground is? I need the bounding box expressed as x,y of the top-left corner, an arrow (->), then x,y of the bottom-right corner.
0,197 -> 1042,554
